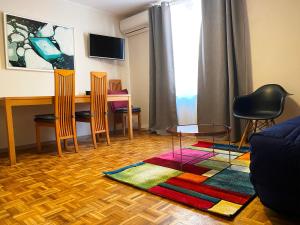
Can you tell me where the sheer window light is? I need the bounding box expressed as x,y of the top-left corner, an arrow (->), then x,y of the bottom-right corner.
171,0 -> 202,124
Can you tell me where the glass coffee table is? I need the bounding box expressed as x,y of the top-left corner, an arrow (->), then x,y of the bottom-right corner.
166,124 -> 231,170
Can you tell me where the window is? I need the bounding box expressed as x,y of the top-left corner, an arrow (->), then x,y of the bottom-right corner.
171,0 -> 202,124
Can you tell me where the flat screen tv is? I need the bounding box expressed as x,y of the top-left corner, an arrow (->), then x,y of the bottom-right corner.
89,34 -> 125,60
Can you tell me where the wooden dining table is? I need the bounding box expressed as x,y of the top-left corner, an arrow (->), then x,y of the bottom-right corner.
0,94 -> 133,166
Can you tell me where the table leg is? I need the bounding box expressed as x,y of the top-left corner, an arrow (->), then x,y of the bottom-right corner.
179,132 -> 183,171
4,100 -> 16,165
127,96 -> 133,139
212,135 -> 215,155
228,128 -> 231,164
212,124 -> 215,155
172,135 -> 175,158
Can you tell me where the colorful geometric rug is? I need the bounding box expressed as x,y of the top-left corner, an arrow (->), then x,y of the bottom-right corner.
104,141 -> 255,218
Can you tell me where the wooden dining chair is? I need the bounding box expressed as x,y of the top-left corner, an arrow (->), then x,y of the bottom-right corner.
76,72 -> 110,148
108,79 -> 141,135
109,79 -> 122,91
34,69 -> 79,156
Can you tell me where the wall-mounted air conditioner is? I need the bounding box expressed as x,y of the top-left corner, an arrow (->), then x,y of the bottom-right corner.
120,10 -> 149,37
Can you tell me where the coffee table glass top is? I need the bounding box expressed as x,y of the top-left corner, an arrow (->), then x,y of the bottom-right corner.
167,124 -> 230,136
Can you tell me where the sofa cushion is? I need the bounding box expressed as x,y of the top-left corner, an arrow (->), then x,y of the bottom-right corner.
255,116 -> 300,143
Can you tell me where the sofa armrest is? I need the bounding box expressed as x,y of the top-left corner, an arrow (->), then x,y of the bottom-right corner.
250,133 -> 300,189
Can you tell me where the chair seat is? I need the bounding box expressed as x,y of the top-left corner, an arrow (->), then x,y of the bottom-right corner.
34,114 -> 55,122
233,111 -> 278,120
75,111 -> 91,119
115,106 -> 141,113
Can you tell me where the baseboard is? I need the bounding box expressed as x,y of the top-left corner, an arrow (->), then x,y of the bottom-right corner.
0,129 -> 150,153
0,135 -> 90,154
0,141 -> 49,154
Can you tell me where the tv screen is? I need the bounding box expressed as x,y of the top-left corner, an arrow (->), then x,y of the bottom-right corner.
89,34 -> 125,60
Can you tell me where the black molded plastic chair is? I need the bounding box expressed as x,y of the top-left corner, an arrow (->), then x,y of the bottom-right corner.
233,84 -> 290,150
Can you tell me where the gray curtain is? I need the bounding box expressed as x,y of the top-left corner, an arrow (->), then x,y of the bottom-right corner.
149,2 -> 178,134
197,0 -> 251,141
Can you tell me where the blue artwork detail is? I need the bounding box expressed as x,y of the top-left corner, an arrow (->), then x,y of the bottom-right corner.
29,37 -> 62,61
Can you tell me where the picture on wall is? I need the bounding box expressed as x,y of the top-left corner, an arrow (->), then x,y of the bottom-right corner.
4,13 -> 75,72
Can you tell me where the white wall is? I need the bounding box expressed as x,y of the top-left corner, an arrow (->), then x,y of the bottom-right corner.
128,31 -> 149,128
247,0 -> 300,122
0,0 -> 131,149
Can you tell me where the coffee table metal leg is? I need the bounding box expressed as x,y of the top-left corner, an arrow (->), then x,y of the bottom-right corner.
228,128 -> 231,164
212,135 -> 215,155
179,132 -> 183,171
212,123 -> 215,155
172,135 -> 175,158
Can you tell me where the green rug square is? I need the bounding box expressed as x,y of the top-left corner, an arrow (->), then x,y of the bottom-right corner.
196,159 -> 230,171
108,163 -> 182,189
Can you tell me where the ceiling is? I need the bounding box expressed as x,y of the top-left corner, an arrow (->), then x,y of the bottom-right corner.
68,0 -> 156,18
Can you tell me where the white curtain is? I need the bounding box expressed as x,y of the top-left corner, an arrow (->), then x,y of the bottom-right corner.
170,0 -> 202,125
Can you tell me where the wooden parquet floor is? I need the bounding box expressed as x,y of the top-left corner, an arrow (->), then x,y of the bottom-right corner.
0,132 -> 299,225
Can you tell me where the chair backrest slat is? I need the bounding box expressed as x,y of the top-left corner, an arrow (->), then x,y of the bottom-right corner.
91,72 -> 107,132
54,69 -> 75,138
109,79 -> 122,91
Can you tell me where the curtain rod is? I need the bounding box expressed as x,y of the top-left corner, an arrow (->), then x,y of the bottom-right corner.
150,0 -> 187,7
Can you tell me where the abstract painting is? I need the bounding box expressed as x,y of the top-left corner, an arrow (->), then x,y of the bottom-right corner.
4,13 -> 75,71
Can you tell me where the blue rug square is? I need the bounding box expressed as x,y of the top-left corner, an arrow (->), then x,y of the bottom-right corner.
203,168 -> 255,195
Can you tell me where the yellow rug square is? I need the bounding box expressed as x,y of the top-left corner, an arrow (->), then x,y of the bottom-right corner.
208,200 -> 242,216
231,158 -> 250,167
202,169 -> 219,177
209,154 -> 238,162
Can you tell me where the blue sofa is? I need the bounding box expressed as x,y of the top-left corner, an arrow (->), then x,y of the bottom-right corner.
249,116 -> 300,214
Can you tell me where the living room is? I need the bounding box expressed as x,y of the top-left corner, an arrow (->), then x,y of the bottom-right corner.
0,0 -> 299,224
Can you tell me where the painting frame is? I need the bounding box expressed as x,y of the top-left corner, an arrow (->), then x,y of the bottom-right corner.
3,12 -> 76,72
